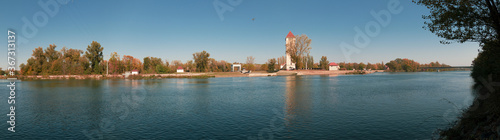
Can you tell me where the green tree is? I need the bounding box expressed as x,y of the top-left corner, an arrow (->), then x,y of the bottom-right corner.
385,58 -> 421,72
358,63 -> 366,70
267,58 -> 277,73
155,64 -> 168,74
319,56 -> 329,70
143,57 -> 151,73
80,56 -> 91,74
85,41 -> 104,74
193,50 -> 210,72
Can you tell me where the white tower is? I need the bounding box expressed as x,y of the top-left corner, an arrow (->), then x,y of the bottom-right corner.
285,31 -> 296,70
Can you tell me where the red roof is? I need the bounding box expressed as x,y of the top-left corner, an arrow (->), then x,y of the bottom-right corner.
329,62 -> 338,66
132,69 -> 139,72
286,31 -> 295,38
177,66 -> 183,69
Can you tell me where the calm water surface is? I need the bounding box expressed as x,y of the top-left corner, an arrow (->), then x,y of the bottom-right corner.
1,71 -> 473,139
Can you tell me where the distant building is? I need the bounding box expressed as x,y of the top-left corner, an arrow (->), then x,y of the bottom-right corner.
177,66 -> 184,73
285,31 -> 296,70
131,70 -> 139,75
329,62 -> 340,71
231,64 -> 242,72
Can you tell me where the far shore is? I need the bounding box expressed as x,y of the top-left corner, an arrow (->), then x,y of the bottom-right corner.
2,70 -> 385,80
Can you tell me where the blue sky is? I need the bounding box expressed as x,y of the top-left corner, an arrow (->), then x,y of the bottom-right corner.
0,0 -> 479,69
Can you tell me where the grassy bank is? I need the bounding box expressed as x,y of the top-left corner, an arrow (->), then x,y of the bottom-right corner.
439,88 -> 500,139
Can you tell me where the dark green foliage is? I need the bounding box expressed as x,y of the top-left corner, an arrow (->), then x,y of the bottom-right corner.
471,41 -> 500,86
319,56 -> 329,70
143,57 -> 165,74
413,0 -> 500,44
85,41 -> 104,74
267,58 -> 277,73
385,58 -> 421,72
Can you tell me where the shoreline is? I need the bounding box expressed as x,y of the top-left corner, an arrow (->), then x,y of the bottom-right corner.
2,70 -> 385,80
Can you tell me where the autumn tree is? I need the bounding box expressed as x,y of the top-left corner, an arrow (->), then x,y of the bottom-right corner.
171,60 -> 183,68
287,34 -> 312,69
193,50 -> 210,72
32,47 -> 46,74
186,60 -> 194,72
260,64 -> 268,71
277,56 -> 286,67
122,55 -> 142,72
108,52 -> 123,74
246,56 -> 255,71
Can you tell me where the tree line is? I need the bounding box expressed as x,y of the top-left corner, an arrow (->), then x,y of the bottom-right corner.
385,58 -> 450,72
20,41 -> 103,75
17,42 -> 453,75
18,41 -> 314,75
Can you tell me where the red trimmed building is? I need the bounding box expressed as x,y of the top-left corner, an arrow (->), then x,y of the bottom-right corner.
329,62 -> 340,71
176,66 -> 184,73
284,31 -> 296,70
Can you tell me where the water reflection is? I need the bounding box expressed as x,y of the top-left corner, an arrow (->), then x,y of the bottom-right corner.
188,79 -> 211,114
26,80 -> 105,136
319,75 -> 339,108
5,72 -> 473,139
284,76 -> 313,129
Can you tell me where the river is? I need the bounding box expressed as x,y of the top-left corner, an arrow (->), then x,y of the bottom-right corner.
0,71 -> 473,139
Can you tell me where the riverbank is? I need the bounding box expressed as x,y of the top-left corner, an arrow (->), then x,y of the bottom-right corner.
3,70 -> 383,80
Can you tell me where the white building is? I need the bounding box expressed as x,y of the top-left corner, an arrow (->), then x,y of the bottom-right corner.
285,31 -> 296,70
231,64 -> 242,72
177,66 -> 184,73
131,70 -> 139,75
329,62 -> 340,71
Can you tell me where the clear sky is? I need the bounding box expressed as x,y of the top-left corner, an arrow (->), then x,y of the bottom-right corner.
0,0 -> 479,70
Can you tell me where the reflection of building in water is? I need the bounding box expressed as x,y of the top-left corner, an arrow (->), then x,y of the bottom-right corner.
284,76 -> 313,127
176,78 -> 185,90
125,79 -> 140,88
285,76 -> 297,116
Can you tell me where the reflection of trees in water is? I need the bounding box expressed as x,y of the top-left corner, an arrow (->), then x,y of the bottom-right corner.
28,80 -> 105,134
192,79 -> 211,114
318,75 -> 339,109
